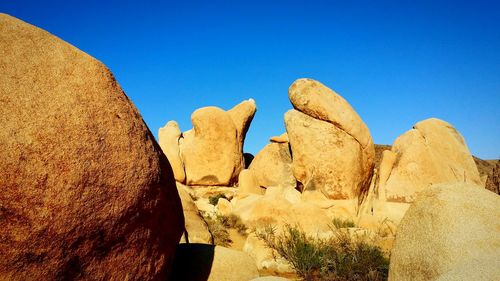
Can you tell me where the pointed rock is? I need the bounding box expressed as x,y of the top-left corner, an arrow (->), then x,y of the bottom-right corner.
159,121 -> 186,183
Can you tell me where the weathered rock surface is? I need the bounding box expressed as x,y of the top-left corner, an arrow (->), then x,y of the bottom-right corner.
285,109 -> 370,200
159,120 -> 186,183
238,169 -> 264,197
180,107 -> 240,186
381,118 -> 482,203
177,185 -> 212,244
228,99 -> 257,179
285,79 -> 374,200
249,136 -> 295,189
170,244 -> 259,281
0,13 -> 184,280
388,182 -> 500,281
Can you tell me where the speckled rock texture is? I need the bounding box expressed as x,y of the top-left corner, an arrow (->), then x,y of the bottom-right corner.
0,13 -> 184,280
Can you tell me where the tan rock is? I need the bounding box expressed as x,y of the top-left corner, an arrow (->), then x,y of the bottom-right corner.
249,141 -> 296,189
177,184 -> 212,244
216,198 -> 233,217
388,183 -> 500,281
170,244 -> 259,281
228,99 -> 257,179
285,79 -> 374,201
238,169 -> 264,197
0,14 -> 184,280
382,118 -> 482,203
180,107 -> 240,186
289,78 -> 373,150
158,120 -> 186,183
285,109 -> 371,200
269,133 -> 289,143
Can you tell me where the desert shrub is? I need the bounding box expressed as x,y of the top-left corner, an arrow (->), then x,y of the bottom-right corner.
332,217 -> 356,229
208,193 -> 227,206
203,214 -> 232,247
218,213 -> 248,235
201,213 -> 248,246
256,225 -> 324,280
255,224 -> 389,281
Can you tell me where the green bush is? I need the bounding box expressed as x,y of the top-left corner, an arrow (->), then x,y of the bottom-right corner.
208,193 -> 227,206
201,213 -> 248,246
203,214 -> 232,247
255,224 -> 389,281
332,218 -> 356,229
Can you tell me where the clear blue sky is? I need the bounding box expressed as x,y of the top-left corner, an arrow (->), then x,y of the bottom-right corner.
2,1 -> 499,159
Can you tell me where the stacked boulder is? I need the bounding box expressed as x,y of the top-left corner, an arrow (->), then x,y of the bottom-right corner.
229,78 -> 377,271
285,78 -> 375,202
159,99 -> 256,186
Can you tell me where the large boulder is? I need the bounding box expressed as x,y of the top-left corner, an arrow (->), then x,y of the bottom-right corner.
285,79 -> 374,200
381,118 -> 482,203
249,134 -> 295,189
0,14 -> 184,280
388,183 -> 500,281
159,120 -> 186,183
180,107 -> 240,186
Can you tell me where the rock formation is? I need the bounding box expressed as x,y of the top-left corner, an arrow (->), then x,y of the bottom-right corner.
161,100 -> 256,186
158,121 -> 186,183
380,118 -> 482,203
388,182 -> 500,281
285,78 -> 375,200
180,107 -> 240,185
249,133 -> 295,189
0,13 -> 184,280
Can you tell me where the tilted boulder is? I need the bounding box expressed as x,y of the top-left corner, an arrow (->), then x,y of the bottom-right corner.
389,183 -> 500,281
177,184 -> 212,244
159,121 -> 186,183
284,78 -> 375,200
381,118 -> 482,203
0,14 -> 184,280
249,134 -> 295,189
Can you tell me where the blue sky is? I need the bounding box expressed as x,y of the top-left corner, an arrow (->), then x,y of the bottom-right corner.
2,1 -> 499,159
